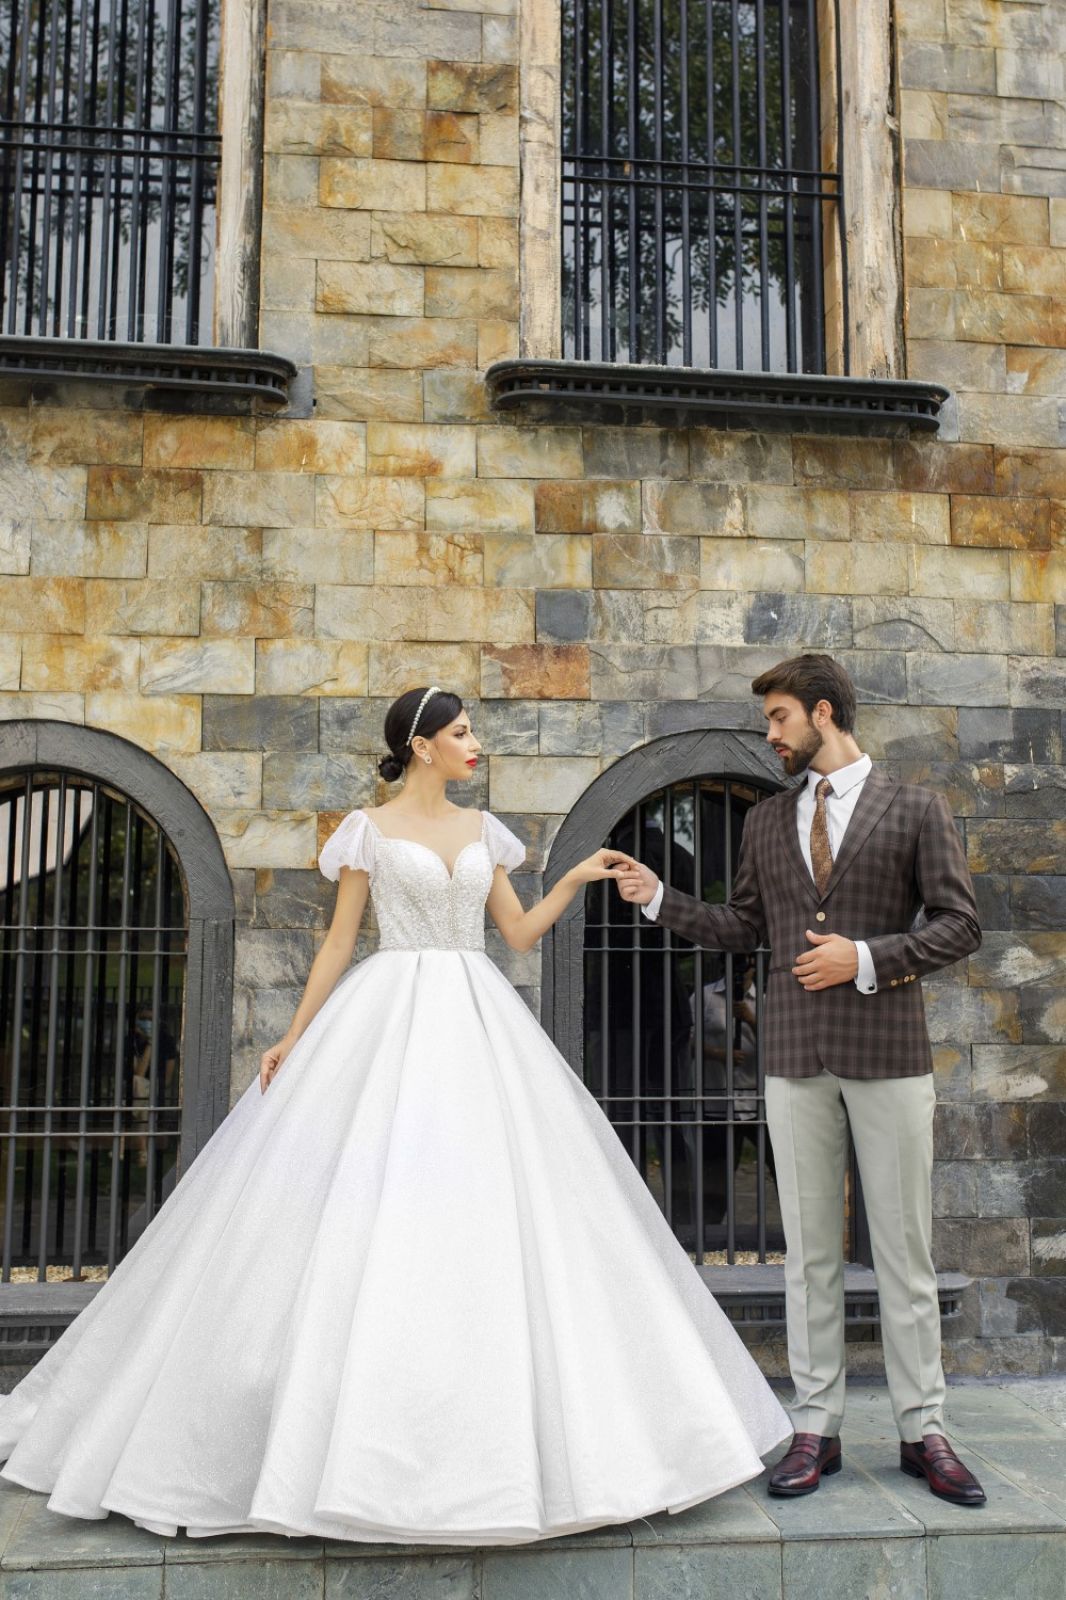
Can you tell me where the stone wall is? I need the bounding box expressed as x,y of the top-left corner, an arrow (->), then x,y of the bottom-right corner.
0,0 -> 1063,1370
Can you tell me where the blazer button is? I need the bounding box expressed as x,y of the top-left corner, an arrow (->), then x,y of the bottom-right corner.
890,979 -> 899,988
815,911 -> 826,922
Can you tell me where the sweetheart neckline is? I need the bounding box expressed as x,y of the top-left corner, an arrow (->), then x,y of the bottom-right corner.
359,810 -> 487,882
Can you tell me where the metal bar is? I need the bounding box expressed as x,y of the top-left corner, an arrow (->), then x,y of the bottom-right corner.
780,0 -> 797,371
2,778 -> 34,1278
599,0 -> 613,362
832,0 -> 848,374
156,0 -> 182,342
106,799 -> 133,1272
661,788 -> 673,1230
729,0 -> 744,367
692,781 -> 704,1262
755,945 -> 767,1261
36,0 -> 66,337
36,775 -> 67,1278
679,0 -> 692,365
70,785 -> 100,1279
806,0 -> 825,372
704,0 -> 717,366
723,783 -> 735,1262
144,827 -> 165,1214
125,0 -> 154,341
754,0 -> 771,370
651,0 -> 665,362
186,0 -> 211,342
6,0 -> 38,332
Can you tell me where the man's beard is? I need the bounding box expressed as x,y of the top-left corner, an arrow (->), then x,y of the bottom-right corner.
779,719 -> 823,777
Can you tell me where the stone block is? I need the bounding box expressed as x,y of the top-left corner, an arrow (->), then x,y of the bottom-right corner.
851,490 -> 951,545
368,642 -> 480,696
934,1159 -> 979,1217
83,578 -> 198,636
852,597 -> 955,651
582,427 -> 688,479
328,1557 -> 475,1600
481,643 -> 587,698
641,480 -> 744,539
427,60 -> 518,114
1018,987 -> 1066,1045
908,338 -> 1007,392
200,582 -> 313,639
482,13 -> 518,61
168,752 -> 262,810
696,644 -> 795,703
959,393 -> 1065,449
30,520 -> 149,578
1004,765 -> 1066,819
0,463 -> 86,523
425,477 -> 533,535
320,54 -> 426,107
896,440 -> 995,495
901,40 -> 996,93
202,695 -> 318,752
316,584 -> 427,640
1002,143 -> 1066,200
263,152 -> 319,208
489,754 -> 599,813
318,698 -> 395,755
426,162 -> 518,216
315,475 -> 424,531
218,810 -> 318,869
1009,874 -> 1066,933
264,206 -> 374,266
319,157 -> 426,212
901,86 -> 949,140
744,484 -> 849,541
426,109 -> 480,164
897,759 -> 1004,817
995,448 -> 1066,498
970,932 -> 1066,991
644,591 -> 747,646
202,471 -> 314,529
968,819 -> 1066,875
314,368 -> 424,424
909,546 -> 1009,600
954,601 -> 1053,655
536,701 -> 620,758
958,707 -> 1061,763
1010,657 -> 1066,708
535,479 -> 641,534
791,436 -> 898,491
1053,198 -> 1066,248
906,651 -> 1009,706
926,984 -> 1021,1046
973,1044 -> 1066,1102
1006,346 -> 1066,397
142,415 -> 255,471
374,532 -> 482,586
1029,1104 -> 1066,1160
85,691 -> 199,756
146,526 -> 262,580
252,865 -> 335,929
935,1100 -> 1027,1159
933,1217 -> 1029,1277
973,871 -> 1012,929
235,925 -> 317,990
0,637 -> 20,689
366,422 -> 477,478
141,638 -> 255,695
370,211 -> 479,267
254,421 -> 366,476
478,217 -> 519,272
535,590 -> 591,644
744,594 -> 852,649
906,139 -> 1002,193
1003,246 -> 1066,299
857,704 -> 957,761
86,466 -> 201,523
365,315 -> 478,369
1031,1220 -> 1066,1278
370,106 -> 425,162
903,186 -> 953,238
427,588 -> 533,643
255,639 -> 369,697
701,538 -> 804,592
21,635 -> 139,692
492,532 -> 598,591
267,100 -> 374,161
688,429 -> 792,483
261,752 -> 373,811
955,288 -> 1064,350
1010,554 -> 1066,605
478,427 -> 583,479
262,528 -> 373,586
316,260 -> 424,318
0,518 -> 29,573
24,406 -> 141,466
593,533 -> 699,590
423,370 -> 493,424
476,317 -> 518,367
784,1539 -> 927,1600
0,690 -> 84,722
589,643 -> 698,701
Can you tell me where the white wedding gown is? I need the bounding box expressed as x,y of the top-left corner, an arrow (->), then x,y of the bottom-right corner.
0,808 -> 789,1545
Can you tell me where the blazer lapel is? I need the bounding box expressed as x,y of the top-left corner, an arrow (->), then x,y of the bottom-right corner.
778,780 -> 818,901
822,768 -> 897,900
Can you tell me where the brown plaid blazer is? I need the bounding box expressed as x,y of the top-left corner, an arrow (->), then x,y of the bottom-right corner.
655,769 -> 981,1079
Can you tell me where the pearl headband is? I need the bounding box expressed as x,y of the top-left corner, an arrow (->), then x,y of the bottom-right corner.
406,685 -> 441,747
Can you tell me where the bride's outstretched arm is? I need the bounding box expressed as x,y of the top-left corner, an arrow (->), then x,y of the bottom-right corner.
486,850 -> 632,955
259,866 -> 370,1092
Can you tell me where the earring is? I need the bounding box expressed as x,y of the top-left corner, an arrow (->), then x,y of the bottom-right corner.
423,755 -> 432,765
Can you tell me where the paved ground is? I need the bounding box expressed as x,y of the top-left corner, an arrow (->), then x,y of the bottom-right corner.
0,1379 -> 1063,1597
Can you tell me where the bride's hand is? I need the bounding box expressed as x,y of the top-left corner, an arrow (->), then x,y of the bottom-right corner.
568,849 -> 634,886
260,1037 -> 294,1094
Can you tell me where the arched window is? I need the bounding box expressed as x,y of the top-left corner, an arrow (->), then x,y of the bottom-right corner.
0,722 -> 234,1285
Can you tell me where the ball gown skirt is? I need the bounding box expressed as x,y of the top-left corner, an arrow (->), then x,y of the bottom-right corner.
0,809 -> 790,1544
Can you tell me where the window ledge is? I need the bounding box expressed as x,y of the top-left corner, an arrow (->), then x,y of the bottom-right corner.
701,1265 -> 970,1329
0,335 -> 295,414
486,359 -> 949,436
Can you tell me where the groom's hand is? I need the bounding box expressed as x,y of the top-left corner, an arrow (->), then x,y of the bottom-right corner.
792,931 -> 859,990
615,860 -> 660,906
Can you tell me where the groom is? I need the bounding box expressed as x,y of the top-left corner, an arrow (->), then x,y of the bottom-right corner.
616,653 -> 986,1506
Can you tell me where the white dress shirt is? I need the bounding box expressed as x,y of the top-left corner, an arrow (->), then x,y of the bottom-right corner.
642,752 -> 878,994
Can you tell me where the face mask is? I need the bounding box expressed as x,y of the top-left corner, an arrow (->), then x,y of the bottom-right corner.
138,1021 -> 153,1037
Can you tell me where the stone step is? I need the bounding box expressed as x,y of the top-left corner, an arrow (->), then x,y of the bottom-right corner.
0,1382 -> 1063,1599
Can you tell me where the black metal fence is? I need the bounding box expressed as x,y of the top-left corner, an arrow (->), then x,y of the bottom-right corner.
561,0 -> 841,373
583,777 -> 782,1263
0,772 -> 186,1280
0,0 -> 220,344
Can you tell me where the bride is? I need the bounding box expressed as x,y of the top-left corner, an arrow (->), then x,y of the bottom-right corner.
0,686 -> 789,1544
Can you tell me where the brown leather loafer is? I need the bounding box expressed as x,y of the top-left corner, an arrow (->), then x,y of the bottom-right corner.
767,1432 -> 842,1497
900,1434 -> 986,1506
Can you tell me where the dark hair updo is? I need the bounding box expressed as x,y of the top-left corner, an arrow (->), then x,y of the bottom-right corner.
378,687 -> 465,782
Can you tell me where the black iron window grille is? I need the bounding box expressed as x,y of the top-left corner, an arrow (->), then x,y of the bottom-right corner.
561,0 -> 843,374
0,0 -> 220,345
0,771 -> 186,1281
584,776 -> 784,1265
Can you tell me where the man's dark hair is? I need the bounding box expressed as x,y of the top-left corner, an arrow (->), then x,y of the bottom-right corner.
750,653 -> 857,735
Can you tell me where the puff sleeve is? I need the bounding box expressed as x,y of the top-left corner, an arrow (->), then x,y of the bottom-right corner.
318,809 -> 375,882
484,811 -> 526,875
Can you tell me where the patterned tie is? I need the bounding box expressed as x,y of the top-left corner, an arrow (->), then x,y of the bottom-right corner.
810,778 -> 834,896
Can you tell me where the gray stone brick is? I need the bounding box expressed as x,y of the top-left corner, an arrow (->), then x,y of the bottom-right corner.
581,427 -> 689,479
970,933 -> 1066,991
838,650 -> 908,704
538,701 -> 606,757
589,589 -> 647,643
167,1559 -> 323,1600
319,699 -> 393,756
975,1161 -> 1030,1219
1031,1219 -> 1066,1277
645,699 -> 764,739
896,761 -> 1004,818
1026,1159 -> 1066,1218
536,589 -> 592,644
1010,658 -> 1066,709
235,927 -> 315,990
253,868 -> 336,929
958,708 -> 1061,764
1,1572 -> 163,1600
973,872 -> 1012,930
783,1538 -> 927,1600
967,820 -> 1066,875
900,40 -> 997,93
934,1217 -> 1030,1276
202,696 -> 318,753
934,1102 -> 1027,1161
925,984 -> 1021,1045
695,645 -> 785,702
933,1160 -> 979,1217
1011,877 -> 1066,932
973,1044 -> 1066,1100
590,643 -> 698,700
1056,606 -> 1066,657
327,1556 -> 477,1599
484,1549 -> 633,1600
852,597 -> 954,652
907,651 -> 1009,706
744,594 -> 853,649
262,752 -> 374,810
904,137 -> 1002,191
1017,987 -> 1066,1045
1003,1281 -> 1066,1344
1029,1103 -> 1066,1159
472,698 -> 539,756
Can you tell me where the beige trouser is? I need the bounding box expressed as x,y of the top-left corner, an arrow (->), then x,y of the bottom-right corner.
765,1070 -> 946,1443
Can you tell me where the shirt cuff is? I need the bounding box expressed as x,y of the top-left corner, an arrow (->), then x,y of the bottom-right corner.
854,940 -> 877,994
641,880 -> 665,921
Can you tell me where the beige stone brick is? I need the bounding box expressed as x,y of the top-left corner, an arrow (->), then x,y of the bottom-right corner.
254,420 -> 367,475
489,754 -> 598,812
264,152 -> 319,207
167,752 -> 262,810
83,578 -> 198,636
423,370 -> 492,423
427,61 -> 518,113
805,543 -> 909,596
374,531 -> 482,586
909,546 -> 1010,600
369,641 -> 480,696
143,415 -> 256,470
424,588 -> 533,644
255,639 -> 369,696
906,287 -> 957,339
900,88 -> 948,140
688,431 -> 793,484
317,584 -> 428,641
370,211 -> 479,266
366,422 -> 477,478
593,533 -> 699,590
952,192 -> 1050,245
316,475 -> 424,530
954,601 -> 1054,656
21,635 -> 139,692
28,410 -> 143,466
141,638 -> 256,695
951,495 -> 1051,550
958,392 -> 1063,447
426,163 -> 518,217
850,491 -> 951,544
217,811 -> 318,869
994,448 -> 1066,497
366,316 -> 478,369
320,55 -> 426,108
30,521 -> 148,577
1002,246 -> 1066,297
908,338 -> 1007,392
260,252 -> 317,314
478,217 -> 519,270
262,527 -> 373,585
1005,346 -> 1066,396
370,106 -> 426,162
700,539 -> 804,592
477,318 -> 518,367
1052,199 -> 1066,248
147,526 -> 263,580
309,316 -> 370,368
0,691 -> 84,722
643,590 -> 747,646
314,366 -> 424,424
266,101 -> 373,156
201,582 -> 313,638
424,266 -> 517,320
0,521 -> 29,574
903,187 -> 954,239
0,638 -> 19,690
482,12 -> 517,61
744,484 -> 849,541
478,426 -> 582,479
1010,553 -> 1066,604
425,110 -> 479,163
316,260 -> 423,317
954,291 -> 1063,349
483,533 -> 592,588
262,204 -> 372,262
202,471 -> 315,529
534,479 -> 640,534
477,112 -> 518,166
86,467 -> 201,524
425,477 -> 534,534
86,691 -> 200,756
319,157 -> 426,212
5,580 -> 87,640
643,481 -> 745,538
